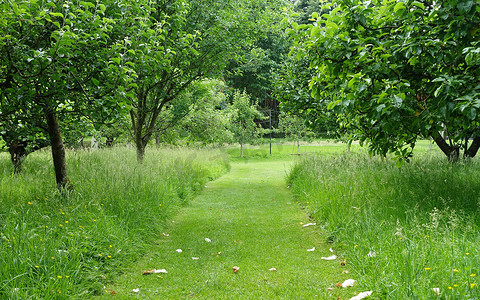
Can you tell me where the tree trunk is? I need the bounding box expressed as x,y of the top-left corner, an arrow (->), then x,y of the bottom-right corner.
297,140 -> 300,155
45,109 -> 71,191
432,134 -> 460,162
156,134 -> 160,147
136,143 -> 146,162
240,143 -> 243,158
9,140 -> 27,174
464,136 -> 480,158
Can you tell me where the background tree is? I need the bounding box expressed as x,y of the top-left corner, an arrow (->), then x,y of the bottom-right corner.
155,79 -> 234,146
278,112 -> 315,155
285,0 -> 480,161
124,0 -> 259,162
229,90 -> 265,158
224,0 -> 293,129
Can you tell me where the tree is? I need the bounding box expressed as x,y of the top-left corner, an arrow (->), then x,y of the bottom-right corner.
278,112 -> 315,155
123,0 -> 259,162
229,90 -> 264,158
286,0 -> 480,161
225,0 -> 294,127
0,1 -> 130,188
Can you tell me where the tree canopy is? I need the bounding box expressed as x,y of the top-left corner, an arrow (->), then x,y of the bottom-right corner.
285,0 -> 480,161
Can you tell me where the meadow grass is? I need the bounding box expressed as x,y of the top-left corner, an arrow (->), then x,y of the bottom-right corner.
0,147 -> 229,299
287,149 -> 480,299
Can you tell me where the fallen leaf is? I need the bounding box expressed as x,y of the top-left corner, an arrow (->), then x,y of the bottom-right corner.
205,238 -> 211,242
132,288 -> 140,293
321,255 -> 337,260
307,247 -> 316,252
161,233 -> 169,237
349,291 -> 373,300
303,222 -> 316,227
176,249 -> 183,253
342,279 -> 356,288
192,257 -> 199,260
269,268 -> 277,271
335,282 -> 343,288
327,287 -> 335,291
232,266 -> 240,273
340,260 -> 347,266
342,270 -> 350,274
142,269 -> 168,275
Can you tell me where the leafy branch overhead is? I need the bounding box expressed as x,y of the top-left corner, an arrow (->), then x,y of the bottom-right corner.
285,0 -> 480,162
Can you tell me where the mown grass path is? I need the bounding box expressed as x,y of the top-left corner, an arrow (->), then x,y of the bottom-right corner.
99,160 -> 354,299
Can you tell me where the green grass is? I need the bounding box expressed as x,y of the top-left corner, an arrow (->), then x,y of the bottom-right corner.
287,151 -> 480,299
0,147 -> 229,299
98,159 -> 361,299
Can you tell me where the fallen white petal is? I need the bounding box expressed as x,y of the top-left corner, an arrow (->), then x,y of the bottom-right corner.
205,238 -> 211,242
154,269 -> 168,274
176,249 -> 183,253
329,248 -> 334,253
132,288 -> 140,293
349,291 -> 373,300
307,247 -> 316,252
367,251 -> 376,257
342,279 -> 356,287
432,288 -> 440,295
192,257 -> 199,260
321,255 -> 337,260
302,222 -> 316,227
269,268 -> 277,271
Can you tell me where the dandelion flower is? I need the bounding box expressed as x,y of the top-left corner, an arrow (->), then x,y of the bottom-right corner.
35,266 -> 39,268
454,284 -> 459,288
65,275 -> 70,278
471,274 -> 476,277
471,283 -> 476,288
57,276 -> 62,279
448,287 -> 452,290
453,269 -> 459,273
466,253 -> 470,255
28,202 -> 32,205
424,268 -> 431,271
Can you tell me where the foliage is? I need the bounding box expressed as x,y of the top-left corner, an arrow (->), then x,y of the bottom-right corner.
277,112 -> 315,154
0,0 -> 131,184
0,147 -> 229,298
288,153 -> 480,298
124,0 -> 260,162
229,91 -> 265,157
178,80 -> 234,145
285,0 -> 480,161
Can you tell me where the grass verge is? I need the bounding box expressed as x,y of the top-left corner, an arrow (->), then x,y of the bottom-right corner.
288,152 -> 480,298
0,147 -> 229,299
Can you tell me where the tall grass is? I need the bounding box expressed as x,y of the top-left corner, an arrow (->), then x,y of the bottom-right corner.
288,153 -> 480,298
0,147 -> 229,299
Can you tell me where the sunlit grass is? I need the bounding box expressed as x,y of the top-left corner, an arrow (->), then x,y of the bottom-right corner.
0,147 -> 229,299
287,151 -> 480,298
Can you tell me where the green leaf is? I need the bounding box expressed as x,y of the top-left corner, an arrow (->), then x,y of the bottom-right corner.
394,2 -> 406,14
411,1 -> 425,10
50,12 -> 64,18
110,57 -> 121,65
99,4 -> 106,13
